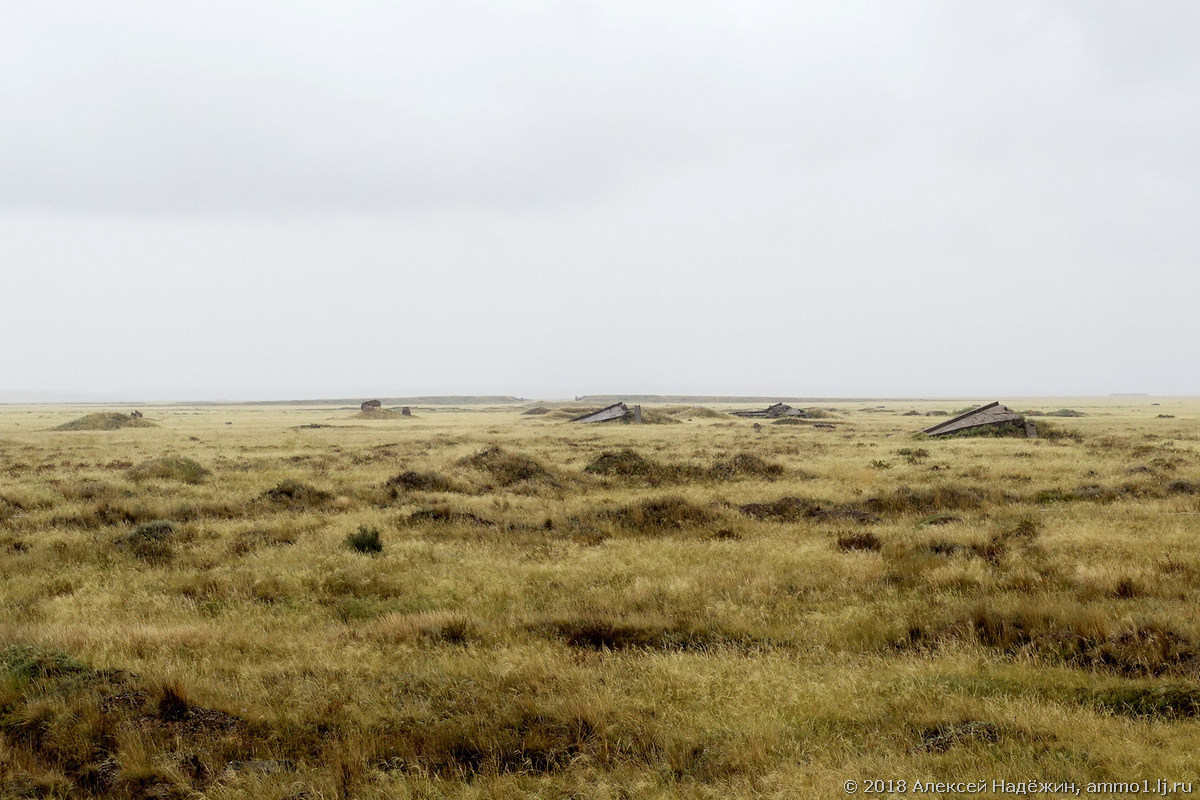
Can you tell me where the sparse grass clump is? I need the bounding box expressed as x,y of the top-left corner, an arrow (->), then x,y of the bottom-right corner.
127,456 -> 209,484
53,412 -> 156,431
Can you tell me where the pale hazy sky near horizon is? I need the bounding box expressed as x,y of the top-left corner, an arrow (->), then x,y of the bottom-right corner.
2,1 -> 1198,401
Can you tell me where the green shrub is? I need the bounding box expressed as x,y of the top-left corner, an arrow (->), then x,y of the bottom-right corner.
346,525 -> 383,555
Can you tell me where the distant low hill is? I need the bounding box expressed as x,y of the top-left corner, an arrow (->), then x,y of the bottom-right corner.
574,395 -> 930,404
249,396 -> 527,406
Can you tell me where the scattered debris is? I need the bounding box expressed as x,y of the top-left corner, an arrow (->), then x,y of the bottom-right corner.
732,403 -> 825,419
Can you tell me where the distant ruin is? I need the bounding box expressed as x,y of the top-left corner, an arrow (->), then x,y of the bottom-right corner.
361,399 -> 382,412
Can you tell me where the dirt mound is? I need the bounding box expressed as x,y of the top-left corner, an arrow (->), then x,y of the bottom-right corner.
522,406 -> 552,415
53,412 -> 156,431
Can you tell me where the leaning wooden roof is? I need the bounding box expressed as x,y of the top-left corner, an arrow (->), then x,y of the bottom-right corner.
570,402 -> 629,424
922,402 -> 1025,436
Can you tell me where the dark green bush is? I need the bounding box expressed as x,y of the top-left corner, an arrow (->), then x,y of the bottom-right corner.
346,525 -> 383,555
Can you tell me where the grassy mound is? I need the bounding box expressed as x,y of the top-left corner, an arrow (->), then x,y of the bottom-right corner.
585,449 -> 662,479
127,456 -> 210,484
353,407 -> 405,419
661,405 -> 728,419
53,412 -> 156,431
609,496 -> 715,532
709,452 -> 784,480
458,446 -> 555,487
384,469 -> 459,494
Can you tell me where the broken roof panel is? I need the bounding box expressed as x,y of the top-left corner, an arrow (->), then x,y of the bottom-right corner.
570,402 -> 629,424
922,402 -> 1027,437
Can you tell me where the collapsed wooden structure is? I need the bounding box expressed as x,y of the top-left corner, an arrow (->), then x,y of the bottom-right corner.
731,403 -> 806,419
570,402 -> 642,424
922,402 -> 1036,438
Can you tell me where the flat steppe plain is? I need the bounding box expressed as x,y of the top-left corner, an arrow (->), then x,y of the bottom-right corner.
1,398 -> 1198,798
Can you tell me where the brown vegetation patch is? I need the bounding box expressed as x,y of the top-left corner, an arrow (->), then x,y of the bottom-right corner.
862,485 -> 991,516
384,469 -> 459,495
907,609 -> 1200,677
708,452 -> 784,480
260,480 -> 333,509
583,448 -> 701,485
532,613 -> 761,652
52,500 -> 160,529
738,497 -> 881,525
117,520 -> 180,563
127,456 -> 210,484
369,611 -> 481,645
228,525 -> 299,556
1086,684 -> 1200,720
836,532 -> 882,552
405,508 -> 495,527
738,496 -> 821,522
918,720 -> 1001,753
608,496 -> 715,532
0,645 -> 262,799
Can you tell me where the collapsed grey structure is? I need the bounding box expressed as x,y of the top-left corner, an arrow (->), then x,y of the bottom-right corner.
570,402 -> 642,424
922,402 -> 1036,438
731,402 -> 806,419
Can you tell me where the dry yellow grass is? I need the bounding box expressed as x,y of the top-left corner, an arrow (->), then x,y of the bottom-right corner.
1,398 -> 1198,798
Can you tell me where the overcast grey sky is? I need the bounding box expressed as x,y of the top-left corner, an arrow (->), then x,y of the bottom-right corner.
2,1 -> 1198,401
